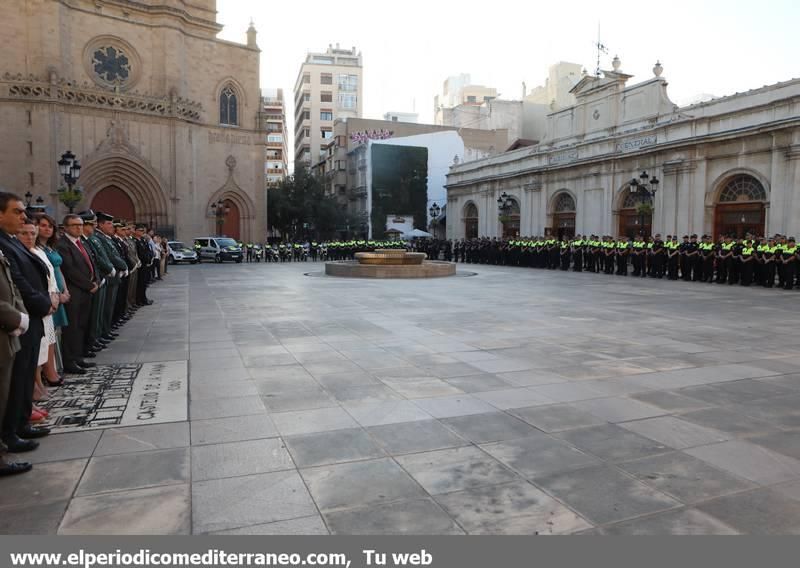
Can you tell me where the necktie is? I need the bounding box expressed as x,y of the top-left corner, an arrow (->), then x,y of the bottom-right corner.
76,238 -> 94,279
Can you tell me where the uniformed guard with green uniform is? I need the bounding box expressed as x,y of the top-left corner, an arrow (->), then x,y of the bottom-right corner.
94,212 -> 128,340
79,210 -> 112,356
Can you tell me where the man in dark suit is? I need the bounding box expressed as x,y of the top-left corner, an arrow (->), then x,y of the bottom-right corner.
80,211 -> 113,356
56,214 -> 98,374
0,193 -> 54,452
0,230 -> 32,475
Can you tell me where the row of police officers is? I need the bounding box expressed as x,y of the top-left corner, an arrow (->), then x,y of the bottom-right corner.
454,234 -> 799,289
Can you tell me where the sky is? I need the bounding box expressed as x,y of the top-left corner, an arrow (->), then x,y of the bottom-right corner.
217,0 -> 799,142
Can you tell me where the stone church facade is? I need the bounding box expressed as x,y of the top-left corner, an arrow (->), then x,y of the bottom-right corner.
0,0 -> 266,241
446,60 -> 800,241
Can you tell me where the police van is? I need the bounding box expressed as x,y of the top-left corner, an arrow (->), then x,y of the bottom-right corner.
193,237 -> 243,263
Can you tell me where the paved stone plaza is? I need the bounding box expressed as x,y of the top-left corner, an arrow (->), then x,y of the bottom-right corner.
3,262 -> 800,535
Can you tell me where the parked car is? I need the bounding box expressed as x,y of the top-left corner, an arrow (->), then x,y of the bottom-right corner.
193,237 -> 243,263
167,241 -> 199,264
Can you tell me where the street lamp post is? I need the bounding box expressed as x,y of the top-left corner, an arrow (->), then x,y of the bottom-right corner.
628,171 -> 659,236
211,199 -> 230,236
57,150 -> 83,213
428,202 -> 441,238
24,192 -> 46,214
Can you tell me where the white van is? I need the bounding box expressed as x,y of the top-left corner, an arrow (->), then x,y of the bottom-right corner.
193,237 -> 243,263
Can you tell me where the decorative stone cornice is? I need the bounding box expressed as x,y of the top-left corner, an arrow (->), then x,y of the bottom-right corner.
1,73 -> 202,122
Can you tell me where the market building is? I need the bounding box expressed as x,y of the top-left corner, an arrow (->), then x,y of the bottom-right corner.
445,60 -> 800,241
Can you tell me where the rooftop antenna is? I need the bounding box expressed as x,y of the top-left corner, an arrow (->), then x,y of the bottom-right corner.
595,22 -> 608,77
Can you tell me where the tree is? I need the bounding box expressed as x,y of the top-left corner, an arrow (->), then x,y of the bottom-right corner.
267,167 -> 345,241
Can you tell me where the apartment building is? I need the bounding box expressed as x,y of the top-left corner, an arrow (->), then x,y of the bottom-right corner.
293,44 -> 363,168
261,88 -> 288,188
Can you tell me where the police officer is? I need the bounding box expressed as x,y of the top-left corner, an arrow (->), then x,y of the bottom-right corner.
603,237 -> 615,275
686,234 -> 701,281
729,237 -> 744,285
572,235 -> 583,272
781,237 -> 797,290
664,236 -> 678,280
630,235 -> 644,276
716,236 -> 733,283
699,235 -> 715,283
739,239 -> 756,286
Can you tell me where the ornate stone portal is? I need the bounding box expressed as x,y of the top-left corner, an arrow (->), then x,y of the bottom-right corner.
325,249 -> 456,278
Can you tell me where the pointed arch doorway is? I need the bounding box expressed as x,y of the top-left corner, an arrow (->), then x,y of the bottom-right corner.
91,186 -> 136,221
220,199 -> 241,240
81,153 -> 170,233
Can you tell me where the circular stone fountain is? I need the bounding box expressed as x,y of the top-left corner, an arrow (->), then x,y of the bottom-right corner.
325,249 -> 456,278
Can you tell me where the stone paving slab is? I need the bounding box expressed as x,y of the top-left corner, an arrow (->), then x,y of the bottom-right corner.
59,485 -> 191,535
12,262 -> 800,534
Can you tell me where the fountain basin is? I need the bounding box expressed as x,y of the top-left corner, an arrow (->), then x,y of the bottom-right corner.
325,260 -> 456,278
354,250 -> 427,265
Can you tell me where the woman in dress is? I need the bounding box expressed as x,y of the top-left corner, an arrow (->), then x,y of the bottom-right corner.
36,215 -> 69,388
17,222 -> 59,423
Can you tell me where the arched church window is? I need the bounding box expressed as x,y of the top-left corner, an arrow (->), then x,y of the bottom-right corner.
554,192 -> 576,213
220,85 -> 239,126
719,175 -> 767,203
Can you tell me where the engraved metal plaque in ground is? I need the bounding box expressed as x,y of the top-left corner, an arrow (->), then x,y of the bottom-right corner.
40,361 -> 188,432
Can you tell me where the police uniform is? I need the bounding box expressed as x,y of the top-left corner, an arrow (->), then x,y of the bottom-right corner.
716,238 -> 732,283
739,241 -> 756,286
698,236 -> 715,282
781,238 -> 798,290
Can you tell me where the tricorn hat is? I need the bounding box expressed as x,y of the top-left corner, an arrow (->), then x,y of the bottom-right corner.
78,209 -> 97,222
